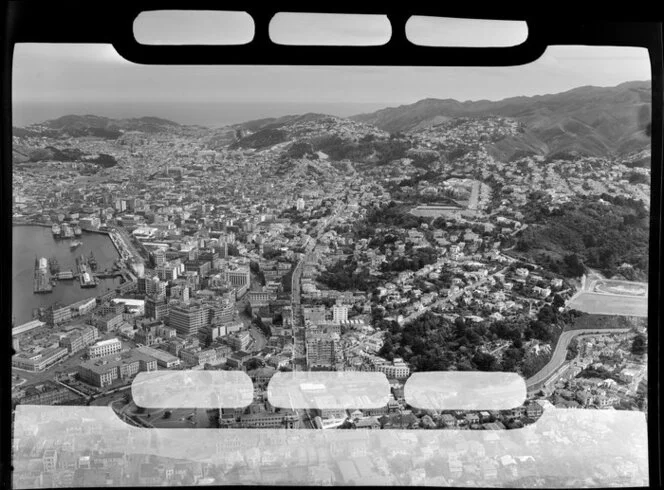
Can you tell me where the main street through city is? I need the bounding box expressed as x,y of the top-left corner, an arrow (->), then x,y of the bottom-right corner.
290,201 -> 346,370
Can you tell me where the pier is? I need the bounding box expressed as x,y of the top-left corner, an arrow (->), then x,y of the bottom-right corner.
76,255 -> 98,288
33,257 -> 53,294
33,271 -> 53,293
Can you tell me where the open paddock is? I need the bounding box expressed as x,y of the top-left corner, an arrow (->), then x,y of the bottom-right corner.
593,280 -> 648,297
568,292 -> 648,317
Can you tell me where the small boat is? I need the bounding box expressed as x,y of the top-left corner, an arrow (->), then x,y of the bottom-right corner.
70,240 -> 83,250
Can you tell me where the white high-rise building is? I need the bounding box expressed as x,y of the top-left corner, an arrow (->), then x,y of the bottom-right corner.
332,304 -> 348,324
88,338 -> 122,359
296,198 -> 305,211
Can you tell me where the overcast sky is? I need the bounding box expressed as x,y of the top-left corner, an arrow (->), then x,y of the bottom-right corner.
12,14 -> 650,125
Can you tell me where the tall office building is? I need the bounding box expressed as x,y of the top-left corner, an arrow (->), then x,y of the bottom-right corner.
145,295 -> 169,321
305,327 -> 341,369
169,302 -> 210,337
153,248 -> 166,267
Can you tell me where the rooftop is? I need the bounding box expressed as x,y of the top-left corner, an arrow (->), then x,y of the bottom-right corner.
79,349 -> 154,374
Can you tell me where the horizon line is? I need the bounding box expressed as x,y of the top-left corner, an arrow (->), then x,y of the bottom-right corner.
13,79 -> 651,129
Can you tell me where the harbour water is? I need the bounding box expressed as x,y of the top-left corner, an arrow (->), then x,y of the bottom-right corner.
12,225 -> 121,325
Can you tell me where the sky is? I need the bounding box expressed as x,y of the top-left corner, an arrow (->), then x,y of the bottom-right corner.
12,13 -> 651,126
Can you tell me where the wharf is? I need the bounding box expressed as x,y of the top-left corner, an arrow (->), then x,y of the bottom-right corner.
33,271 -> 53,293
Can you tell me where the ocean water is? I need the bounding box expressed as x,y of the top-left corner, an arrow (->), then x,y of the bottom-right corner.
12,226 -> 121,325
12,101 -> 389,128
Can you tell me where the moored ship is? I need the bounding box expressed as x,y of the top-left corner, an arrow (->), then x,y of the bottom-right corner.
51,223 -> 61,237
74,225 -> 82,236
49,256 -> 59,274
88,251 -> 98,271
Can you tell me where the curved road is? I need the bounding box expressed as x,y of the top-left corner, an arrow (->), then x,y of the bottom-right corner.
249,325 -> 267,351
525,327 -> 633,390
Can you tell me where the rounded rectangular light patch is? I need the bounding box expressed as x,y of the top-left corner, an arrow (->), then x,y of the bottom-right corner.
405,371 -> 526,410
132,370 -> 254,409
133,10 -> 255,45
267,371 -> 391,409
269,12 -> 392,46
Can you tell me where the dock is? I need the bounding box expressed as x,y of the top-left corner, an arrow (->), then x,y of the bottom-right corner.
33,256 -> 53,293
56,270 -> 75,280
33,271 -> 53,293
76,255 -> 98,288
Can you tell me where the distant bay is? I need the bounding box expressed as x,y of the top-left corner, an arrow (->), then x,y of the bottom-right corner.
12,225 -> 121,325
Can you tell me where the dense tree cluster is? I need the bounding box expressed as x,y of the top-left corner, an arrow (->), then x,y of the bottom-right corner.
516,195 -> 649,279
262,248 -> 283,260
365,201 -> 429,229
380,247 -> 438,273
577,366 -> 622,383
317,257 -> 373,291
230,128 -> 288,150
376,302 -> 584,376
627,171 -> 650,185
631,334 -> 647,356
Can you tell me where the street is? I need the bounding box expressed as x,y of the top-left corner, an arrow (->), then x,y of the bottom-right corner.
525,327 -> 633,391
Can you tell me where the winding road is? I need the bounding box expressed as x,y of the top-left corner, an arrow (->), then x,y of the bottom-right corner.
525,327 -> 633,391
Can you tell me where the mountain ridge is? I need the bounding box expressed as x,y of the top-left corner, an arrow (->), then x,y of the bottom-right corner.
14,81 -> 652,160
350,81 -> 651,158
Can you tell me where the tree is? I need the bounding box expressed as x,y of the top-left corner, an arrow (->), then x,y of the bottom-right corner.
631,334 -> 647,356
563,253 -> 585,277
421,415 -> 436,429
245,358 -> 264,371
472,352 -> 499,371
378,337 -> 395,361
552,294 -> 565,309
527,320 -> 553,342
454,317 -> 466,336
566,338 -> 579,360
